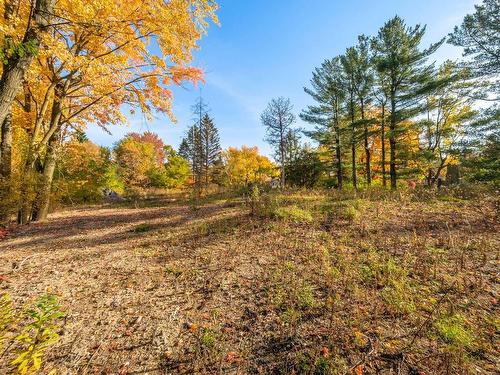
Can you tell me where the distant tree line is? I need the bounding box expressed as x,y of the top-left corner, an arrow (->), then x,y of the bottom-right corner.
261,2 -> 499,190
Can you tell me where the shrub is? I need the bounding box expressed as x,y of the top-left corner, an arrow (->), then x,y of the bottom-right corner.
0,293 -> 13,352
296,282 -> 316,309
200,328 -> 218,350
8,294 -> 64,375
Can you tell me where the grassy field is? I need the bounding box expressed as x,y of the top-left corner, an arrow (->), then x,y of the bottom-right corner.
0,188 -> 498,374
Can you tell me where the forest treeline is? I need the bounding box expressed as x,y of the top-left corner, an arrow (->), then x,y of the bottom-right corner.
0,0 -> 498,224
263,3 -> 499,191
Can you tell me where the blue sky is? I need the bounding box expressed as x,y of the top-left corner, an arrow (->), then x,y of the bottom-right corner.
86,0 -> 480,156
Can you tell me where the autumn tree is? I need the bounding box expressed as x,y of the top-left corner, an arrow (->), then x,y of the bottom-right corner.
302,57 -> 346,189
0,0 -> 55,143
221,146 -> 276,187
371,16 -> 443,189
114,134 -> 160,196
261,97 -> 296,188
53,137 -> 114,204
418,62 -> 476,185
4,0 -> 218,222
129,132 -> 167,167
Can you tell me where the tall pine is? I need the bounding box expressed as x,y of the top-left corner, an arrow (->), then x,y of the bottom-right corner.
371,16 -> 443,189
200,113 -> 221,185
302,57 -> 346,189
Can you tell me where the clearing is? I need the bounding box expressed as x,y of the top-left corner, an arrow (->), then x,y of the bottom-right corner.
0,191 -> 498,374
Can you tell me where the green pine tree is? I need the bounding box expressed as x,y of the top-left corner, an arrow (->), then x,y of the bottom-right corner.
371,16 -> 444,189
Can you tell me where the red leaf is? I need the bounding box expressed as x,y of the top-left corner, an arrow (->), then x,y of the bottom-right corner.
0,228 -> 9,239
355,365 -> 364,375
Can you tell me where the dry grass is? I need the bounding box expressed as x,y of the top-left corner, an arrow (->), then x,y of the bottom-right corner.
0,189 -> 498,374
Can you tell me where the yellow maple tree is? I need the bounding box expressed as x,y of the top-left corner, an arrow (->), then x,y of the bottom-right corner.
222,146 -> 277,187
0,0 -> 218,222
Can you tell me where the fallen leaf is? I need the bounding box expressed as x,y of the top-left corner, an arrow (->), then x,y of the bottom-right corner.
226,351 -> 238,362
320,346 -> 329,358
189,323 -> 198,333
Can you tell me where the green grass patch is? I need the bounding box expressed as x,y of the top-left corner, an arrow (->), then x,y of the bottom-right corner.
132,223 -> 153,233
434,314 -> 474,349
274,205 -> 313,223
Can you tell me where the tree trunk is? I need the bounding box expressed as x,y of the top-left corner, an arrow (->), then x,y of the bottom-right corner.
334,122 -> 342,190
0,112 -> 12,179
0,0 -> 55,127
32,130 -> 59,221
18,85 -> 63,224
381,103 -> 386,188
0,112 -> 12,222
334,100 -> 342,190
389,94 -> 397,190
280,122 -> 285,189
350,96 -> 357,189
361,99 -> 371,185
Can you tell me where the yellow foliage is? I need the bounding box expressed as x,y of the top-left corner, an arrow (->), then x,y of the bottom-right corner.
222,146 -> 277,186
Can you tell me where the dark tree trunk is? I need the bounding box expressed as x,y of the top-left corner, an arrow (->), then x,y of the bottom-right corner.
389,94 -> 397,190
350,94 -> 357,189
0,112 -> 12,179
334,99 -> 342,190
0,0 -> 55,127
280,120 -> 285,189
32,130 -> 59,222
381,103 -> 386,188
361,99 -> 371,185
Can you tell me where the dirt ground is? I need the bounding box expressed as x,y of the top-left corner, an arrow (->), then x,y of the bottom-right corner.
0,193 -> 498,374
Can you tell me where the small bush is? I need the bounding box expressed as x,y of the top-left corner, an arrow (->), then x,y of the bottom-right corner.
200,328 -> 218,349
0,294 -> 13,352
250,191 -> 281,218
342,205 -> 360,222
8,294 -> 64,375
296,283 -> 316,309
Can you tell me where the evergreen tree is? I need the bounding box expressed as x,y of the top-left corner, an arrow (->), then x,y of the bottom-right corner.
178,139 -> 190,160
373,58 -> 391,187
341,49 -> 361,189
371,16 -> 443,189
301,57 -> 346,189
261,97 -> 296,188
179,113 -> 221,187
350,35 -> 375,185
449,0 -> 499,183
285,146 -> 324,188
200,113 -> 221,185
180,124 -> 203,186
448,0 -> 500,100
